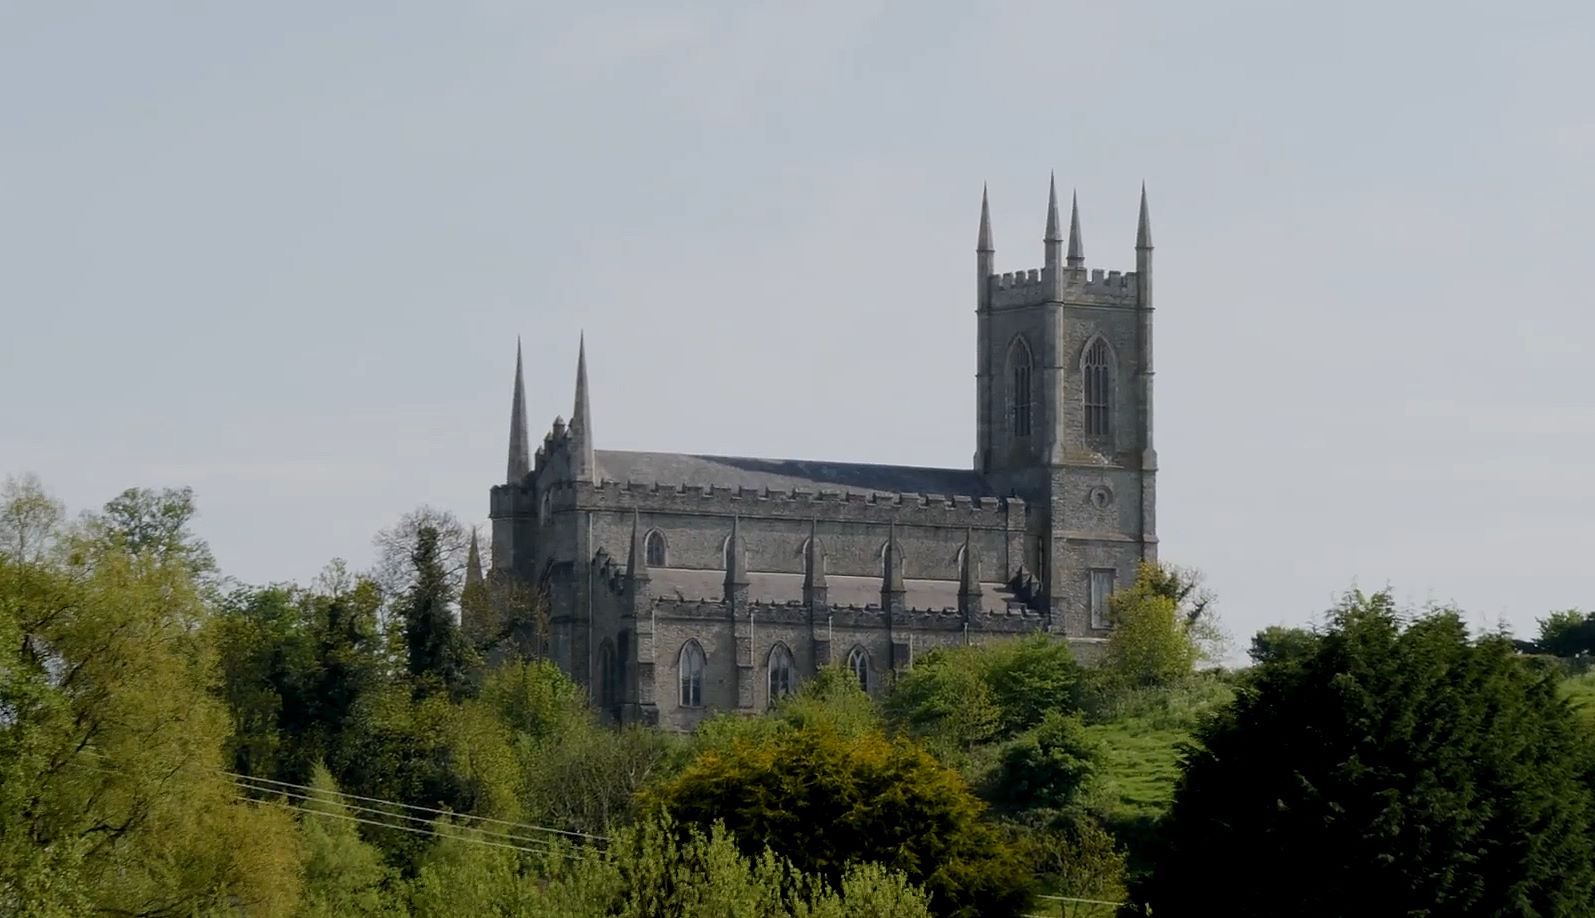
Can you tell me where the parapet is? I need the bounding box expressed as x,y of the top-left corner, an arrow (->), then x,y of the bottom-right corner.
987,265 -> 1139,309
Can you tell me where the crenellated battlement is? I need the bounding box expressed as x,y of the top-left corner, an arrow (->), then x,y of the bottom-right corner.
987,265 -> 1140,309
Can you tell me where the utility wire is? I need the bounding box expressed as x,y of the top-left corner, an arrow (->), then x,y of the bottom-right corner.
68,750 -> 605,850
222,769 -> 607,843
229,774 -> 570,852
235,794 -> 581,860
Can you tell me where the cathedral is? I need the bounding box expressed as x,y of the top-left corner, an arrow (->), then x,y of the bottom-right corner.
484,179 -> 1158,730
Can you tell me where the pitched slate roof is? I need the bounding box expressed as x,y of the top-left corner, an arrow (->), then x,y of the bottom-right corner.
595,450 -> 992,497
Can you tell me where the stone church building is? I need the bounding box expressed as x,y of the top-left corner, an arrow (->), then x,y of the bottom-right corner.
484,180 -> 1158,730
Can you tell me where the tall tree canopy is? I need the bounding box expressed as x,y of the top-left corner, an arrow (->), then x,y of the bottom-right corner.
1138,591 -> 1595,917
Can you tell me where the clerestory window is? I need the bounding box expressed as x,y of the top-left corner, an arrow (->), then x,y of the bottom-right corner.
645,530 -> 667,567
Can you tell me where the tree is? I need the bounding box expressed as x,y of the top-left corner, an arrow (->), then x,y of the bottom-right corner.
976,633 -> 1083,735
649,722 -> 1034,918
1137,590 -> 1595,917
1247,624 -> 1319,667
987,711 -> 1099,812
400,525 -> 479,700
0,472 -> 64,562
1536,609 -> 1595,659
297,763 -> 393,917
885,635 -> 1083,757
1101,563 -> 1206,689
884,648 -> 1001,756
1,504 -> 302,916
83,485 -> 218,580
372,506 -> 472,604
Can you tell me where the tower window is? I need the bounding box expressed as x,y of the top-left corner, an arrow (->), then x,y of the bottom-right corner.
847,646 -> 871,693
768,643 -> 796,704
1007,338 -> 1033,439
1090,568 -> 1117,629
678,640 -> 706,707
645,530 -> 667,567
1084,338 -> 1112,438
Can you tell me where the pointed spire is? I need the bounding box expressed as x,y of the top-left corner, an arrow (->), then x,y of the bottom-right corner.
466,528 -> 484,589
958,530 -> 979,596
1044,173 -> 1063,271
976,184 -> 994,253
569,333 -> 596,481
1044,172 -> 1063,242
804,519 -> 825,588
881,522 -> 906,598
724,516 -> 749,589
1066,190 -> 1084,268
803,519 -> 828,608
506,338 -> 530,483
1137,183 -> 1153,249
626,511 -> 650,582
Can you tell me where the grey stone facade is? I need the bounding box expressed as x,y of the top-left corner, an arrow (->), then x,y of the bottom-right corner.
486,181 -> 1157,730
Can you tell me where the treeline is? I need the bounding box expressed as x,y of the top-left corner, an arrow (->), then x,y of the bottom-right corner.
6,473 -> 1595,917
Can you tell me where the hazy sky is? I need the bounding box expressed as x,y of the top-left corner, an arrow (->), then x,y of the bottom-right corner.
4,2 -> 1592,656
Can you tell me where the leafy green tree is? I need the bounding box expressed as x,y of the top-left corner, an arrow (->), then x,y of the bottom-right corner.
978,633 -> 1083,735
1101,563 -> 1205,689
84,485 -> 218,580
0,472 -> 64,562
650,722 -> 1034,918
405,814 -> 933,918
884,649 -> 1001,755
1,488 -> 302,916
1536,609 -> 1595,659
298,763 -> 394,916
885,635 -> 1082,758
400,525 -> 479,700
1137,590 -> 1595,917
988,711 -> 1099,812
1247,624 -> 1318,667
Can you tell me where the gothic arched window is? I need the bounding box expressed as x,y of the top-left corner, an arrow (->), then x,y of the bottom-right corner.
1083,337 -> 1112,438
1007,337 -> 1033,439
767,643 -> 795,703
645,530 -> 667,567
678,640 -> 706,708
847,646 -> 870,693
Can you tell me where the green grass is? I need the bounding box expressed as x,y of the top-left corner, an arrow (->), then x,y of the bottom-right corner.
1559,671 -> 1595,725
1082,674 -> 1235,824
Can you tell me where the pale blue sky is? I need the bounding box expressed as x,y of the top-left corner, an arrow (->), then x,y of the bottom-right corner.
4,2 -> 1592,654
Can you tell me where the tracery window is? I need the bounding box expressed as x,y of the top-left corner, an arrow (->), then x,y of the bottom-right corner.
678,640 -> 706,707
847,646 -> 870,693
767,643 -> 796,703
1083,338 -> 1112,438
1008,338 -> 1033,439
645,530 -> 667,567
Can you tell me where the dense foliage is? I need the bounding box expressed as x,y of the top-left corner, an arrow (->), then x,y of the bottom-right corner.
1137,591 -> 1595,917
10,472 -> 1592,917
651,687 -> 1035,918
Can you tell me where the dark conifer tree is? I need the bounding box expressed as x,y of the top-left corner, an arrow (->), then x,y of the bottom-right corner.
1137,591 -> 1595,917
